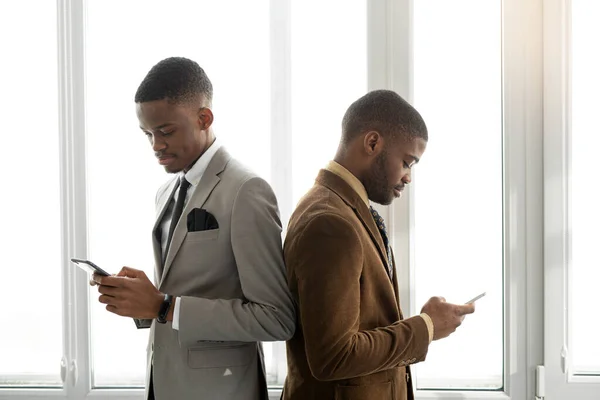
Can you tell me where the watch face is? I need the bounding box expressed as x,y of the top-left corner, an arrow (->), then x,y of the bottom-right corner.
157,294 -> 172,323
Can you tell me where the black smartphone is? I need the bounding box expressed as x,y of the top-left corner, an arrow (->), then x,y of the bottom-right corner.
71,258 -> 111,276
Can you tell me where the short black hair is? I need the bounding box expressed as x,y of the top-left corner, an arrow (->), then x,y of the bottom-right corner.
134,57 -> 213,106
341,89 -> 428,144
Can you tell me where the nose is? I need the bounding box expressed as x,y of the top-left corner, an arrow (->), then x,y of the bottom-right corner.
151,134 -> 166,153
402,171 -> 412,185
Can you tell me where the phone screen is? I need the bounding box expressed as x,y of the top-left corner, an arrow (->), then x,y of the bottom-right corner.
71,258 -> 111,276
465,292 -> 486,304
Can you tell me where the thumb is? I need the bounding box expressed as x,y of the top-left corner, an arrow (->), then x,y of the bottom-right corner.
457,303 -> 476,315
118,266 -> 144,278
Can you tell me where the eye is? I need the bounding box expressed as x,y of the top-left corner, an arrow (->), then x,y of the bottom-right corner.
161,130 -> 174,137
403,161 -> 411,169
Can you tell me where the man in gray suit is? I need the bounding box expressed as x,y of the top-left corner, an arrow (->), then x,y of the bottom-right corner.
91,57 -> 296,400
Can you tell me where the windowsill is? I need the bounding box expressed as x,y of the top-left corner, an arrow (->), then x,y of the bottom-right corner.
0,387 -> 514,400
268,389 -> 282,400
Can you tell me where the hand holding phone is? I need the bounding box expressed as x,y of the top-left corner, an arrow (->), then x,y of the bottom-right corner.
465,292 -> 486,304
71,258 -> 111,277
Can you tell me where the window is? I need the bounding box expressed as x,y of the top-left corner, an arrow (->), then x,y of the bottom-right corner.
7,1 -> 600,399
411,0 -> 503,390
569,0 -> 600,377
0,0 -> 62,387
544,0 -> 600,398
290,0 -> 367,206
263,0 -> 368,386
84,0 -> 271,386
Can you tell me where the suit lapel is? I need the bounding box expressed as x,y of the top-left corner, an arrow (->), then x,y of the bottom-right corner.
159,147 -> 231,287
353,203 -> 391,271
152,178 -> 178,283
390,252 -> 402,317
316,170 -> 390,271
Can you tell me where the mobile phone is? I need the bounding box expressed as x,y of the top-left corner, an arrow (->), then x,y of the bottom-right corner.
465,292 -> 486,304
71,258 -> 111,277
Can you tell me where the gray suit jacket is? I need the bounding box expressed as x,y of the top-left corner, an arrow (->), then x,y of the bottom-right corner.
144,147 -> 296,400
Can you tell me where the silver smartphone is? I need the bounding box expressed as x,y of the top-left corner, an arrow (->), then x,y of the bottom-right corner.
465,292 -> 486,304
71,258 -> 111,276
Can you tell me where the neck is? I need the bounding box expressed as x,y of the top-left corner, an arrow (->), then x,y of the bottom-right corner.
184,131 -> 216,172
333,151 -> 365,183
206,129 -> 216,145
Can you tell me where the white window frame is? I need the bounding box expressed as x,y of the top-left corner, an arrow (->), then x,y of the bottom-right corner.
543,0 -> 600,398
267,0 -> 292,396
383,0 -> 544,399
12,0 -> 600,399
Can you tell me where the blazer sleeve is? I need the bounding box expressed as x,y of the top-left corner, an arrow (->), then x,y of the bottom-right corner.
289,212 -> 430,381
131,182 -> 173,330
176,177 -> 296,346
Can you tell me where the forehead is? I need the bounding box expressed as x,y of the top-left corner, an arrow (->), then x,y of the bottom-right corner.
136,99 -> 190,130
392,136 -> 427,158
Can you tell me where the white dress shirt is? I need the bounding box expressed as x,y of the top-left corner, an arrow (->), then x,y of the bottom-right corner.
159,137 -> 222,330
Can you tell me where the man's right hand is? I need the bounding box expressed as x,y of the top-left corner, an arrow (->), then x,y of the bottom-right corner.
421,296 -> 475,340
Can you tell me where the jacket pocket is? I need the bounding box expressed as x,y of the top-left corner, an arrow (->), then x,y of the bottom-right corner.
334,381 -> 392,400
185,229 -> 219,242
187,342 -> 254,369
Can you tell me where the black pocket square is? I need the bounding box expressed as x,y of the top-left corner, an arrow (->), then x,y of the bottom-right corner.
187,208 -> 219,232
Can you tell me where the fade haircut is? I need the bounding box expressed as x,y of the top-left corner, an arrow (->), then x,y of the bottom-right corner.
134,57 -> 213,106
341,89 -> 428,145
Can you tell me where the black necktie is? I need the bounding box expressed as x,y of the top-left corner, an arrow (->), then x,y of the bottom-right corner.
370,206 -> 393,279
165,176 -> 191,255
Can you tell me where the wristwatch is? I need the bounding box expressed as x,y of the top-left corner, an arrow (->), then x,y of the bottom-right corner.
157,293 -> 173,324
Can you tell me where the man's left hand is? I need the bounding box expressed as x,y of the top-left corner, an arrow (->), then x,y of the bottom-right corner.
92,267 -> 163,319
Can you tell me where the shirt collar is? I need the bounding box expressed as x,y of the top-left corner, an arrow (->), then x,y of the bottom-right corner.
181,137 -> 222,187
325,160 -> 369,206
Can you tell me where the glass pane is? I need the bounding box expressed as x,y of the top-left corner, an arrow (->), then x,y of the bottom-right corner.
570,0 -> 600,376
412,0 -> 503,389
0,1 -> 62,386
291,0 -> 367,207
85,0 -> 270,386
264,0 -> 368,386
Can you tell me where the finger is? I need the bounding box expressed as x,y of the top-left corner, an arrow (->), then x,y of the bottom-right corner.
120,266 -> 145,278
89,278 -> 97,287
457,303 -> 476,315
98,294 -> 117,305
427,296 -> 442,304
106,304 -> 121,315
92,273 -> 104,285
97,275 -> 127,288
439,296 -> 446,302
97,285 -> 119,296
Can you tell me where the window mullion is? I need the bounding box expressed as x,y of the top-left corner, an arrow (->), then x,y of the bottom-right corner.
57,0 -> 91,398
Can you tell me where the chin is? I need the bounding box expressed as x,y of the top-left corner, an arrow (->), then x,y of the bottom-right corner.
164,165 -> 183,174
370,194 -> 395,206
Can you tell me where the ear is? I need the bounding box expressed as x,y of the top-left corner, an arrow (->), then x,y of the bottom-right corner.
197,107 -> 214,130
363,131 -> 384,156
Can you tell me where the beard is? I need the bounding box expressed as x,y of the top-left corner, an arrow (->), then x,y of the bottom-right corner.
363,151 -> 395,205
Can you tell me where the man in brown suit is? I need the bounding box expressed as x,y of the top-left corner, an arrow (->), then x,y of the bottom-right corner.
282,90 -> 475,400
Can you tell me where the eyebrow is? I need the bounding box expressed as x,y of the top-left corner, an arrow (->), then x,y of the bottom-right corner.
408,155 -> 420,164
139,122 -> 176,131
